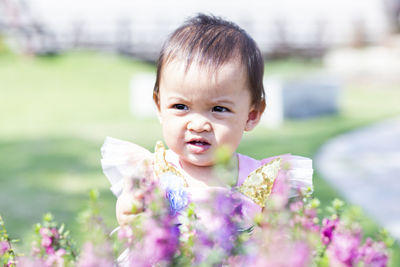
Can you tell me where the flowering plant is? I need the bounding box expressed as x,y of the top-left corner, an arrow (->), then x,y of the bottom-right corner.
1,215 -> 17,267
0,169 -> 394,266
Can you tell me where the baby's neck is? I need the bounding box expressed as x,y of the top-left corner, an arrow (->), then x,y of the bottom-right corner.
179,155 -> 238,188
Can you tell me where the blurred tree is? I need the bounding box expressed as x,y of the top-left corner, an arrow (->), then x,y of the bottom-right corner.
0,0 -> 58,55
383,0 -> 400,34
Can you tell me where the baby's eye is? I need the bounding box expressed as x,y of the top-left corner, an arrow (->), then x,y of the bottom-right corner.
212,106 -> 230,113
172,104 -> 188,110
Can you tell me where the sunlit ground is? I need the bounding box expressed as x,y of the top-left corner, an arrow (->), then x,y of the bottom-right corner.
1,51 -> 399,264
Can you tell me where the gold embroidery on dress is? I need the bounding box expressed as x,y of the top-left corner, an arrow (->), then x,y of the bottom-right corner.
238,158 -> 281,207
153,141 -> 188,187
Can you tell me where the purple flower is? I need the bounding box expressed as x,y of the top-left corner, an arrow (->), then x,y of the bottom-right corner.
196,230 -> 214,248
216,215 -> 237,252
129,219 -> 180,265
160,172 -> 188,215
0,240 -> 10,255
166,187 -> 188,215
209,191 -> 243,253
215,192 -> 234,213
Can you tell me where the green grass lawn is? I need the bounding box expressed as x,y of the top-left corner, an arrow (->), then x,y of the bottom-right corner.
1,52 -> 400,263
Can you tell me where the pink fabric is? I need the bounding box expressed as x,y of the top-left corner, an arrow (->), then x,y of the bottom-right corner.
261,154 -> 291,197
237,153 -> 290,197
237,153 -> 262,186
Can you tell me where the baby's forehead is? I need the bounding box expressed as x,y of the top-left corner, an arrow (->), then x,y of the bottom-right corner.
158,58 -> 250,100
161,57 -> 247,80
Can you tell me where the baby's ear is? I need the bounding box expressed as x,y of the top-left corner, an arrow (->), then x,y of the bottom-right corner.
245,101 -> 265,131
153,92 -> 162,123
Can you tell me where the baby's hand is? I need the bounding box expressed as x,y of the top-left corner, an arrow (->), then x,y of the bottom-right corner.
116,159 -> 154,226
116,189 -> 144,226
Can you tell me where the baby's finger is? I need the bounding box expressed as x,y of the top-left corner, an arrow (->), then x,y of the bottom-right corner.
133,190 -> 144,200
126,200 -> 144,214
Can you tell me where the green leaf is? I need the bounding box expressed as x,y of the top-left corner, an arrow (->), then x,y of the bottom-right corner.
332,198 -> 344,210
59,224 -> 65,234
89,189 -> 99,202
43,213 -> 53,222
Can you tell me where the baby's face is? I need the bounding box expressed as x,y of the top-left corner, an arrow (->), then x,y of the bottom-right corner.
156,59 -> 261,168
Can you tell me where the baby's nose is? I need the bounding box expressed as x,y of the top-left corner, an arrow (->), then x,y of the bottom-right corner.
187,115 -> 211,132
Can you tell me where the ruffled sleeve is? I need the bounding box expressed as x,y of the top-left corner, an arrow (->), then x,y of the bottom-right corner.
101,137 -> 153,197
237,154 -> 313,207
262,155 -> 313,199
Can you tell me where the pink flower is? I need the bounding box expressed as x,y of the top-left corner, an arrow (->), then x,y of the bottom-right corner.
41,235 -> 52,248
327,230 -> 361,266
0,240 -> 10,255
16,256 -> 45,267
253,240 -> 310,267
45,246 -> 55,255
290,242 -> 311,266
50,228 -> 60,239
32,245 -> 40,255
46,248 -> 65,266
290,201 -> 303,212
321,218 -> 339,245
359,238 -> 388,267
39,227 -> 50,237
118,226 -> 134,245
40,227 -> 53,248
77,242 -> 114,267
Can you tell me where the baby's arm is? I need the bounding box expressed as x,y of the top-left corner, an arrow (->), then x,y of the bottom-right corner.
115,171 -> 150,225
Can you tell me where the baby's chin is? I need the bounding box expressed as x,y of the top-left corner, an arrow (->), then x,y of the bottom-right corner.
180,155 -> 215,168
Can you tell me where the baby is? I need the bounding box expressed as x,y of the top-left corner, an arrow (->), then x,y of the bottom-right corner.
101,14 -> 313,226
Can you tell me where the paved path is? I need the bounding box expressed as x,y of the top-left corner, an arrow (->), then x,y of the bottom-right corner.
315,116 -> 400,240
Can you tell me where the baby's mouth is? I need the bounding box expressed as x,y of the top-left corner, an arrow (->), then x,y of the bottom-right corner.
187,140 -> 210,146
186,139 -> 211,153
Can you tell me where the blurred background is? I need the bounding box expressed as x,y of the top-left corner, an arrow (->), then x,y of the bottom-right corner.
1,0 -> 400,263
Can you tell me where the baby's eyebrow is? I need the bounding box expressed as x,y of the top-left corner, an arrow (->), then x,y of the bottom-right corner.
167,93 -> 187,100
166,94 -> 188,102
211,99 -> 234,106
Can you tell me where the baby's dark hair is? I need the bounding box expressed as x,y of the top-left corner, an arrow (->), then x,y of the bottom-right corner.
153,13 -> 265,109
